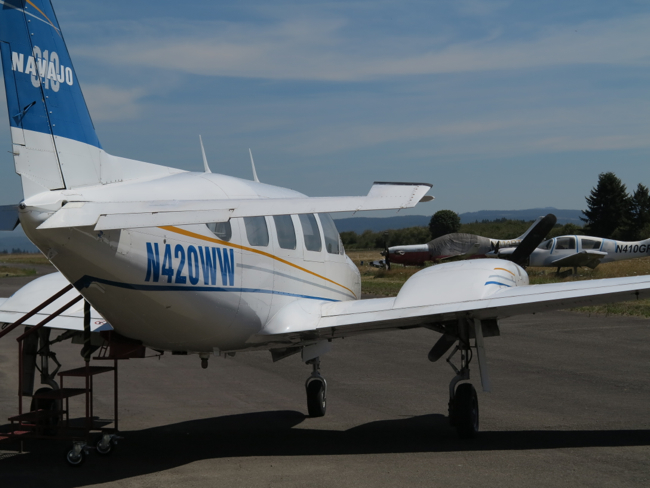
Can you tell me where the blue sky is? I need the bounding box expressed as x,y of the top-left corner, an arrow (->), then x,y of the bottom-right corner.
1,0 -> 649,218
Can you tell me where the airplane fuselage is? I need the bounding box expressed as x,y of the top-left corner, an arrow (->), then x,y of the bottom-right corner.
19,172 -> 361,353
528,235 -> 650,268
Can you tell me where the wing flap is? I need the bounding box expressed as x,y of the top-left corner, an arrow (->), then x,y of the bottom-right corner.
37,182 -> 433,231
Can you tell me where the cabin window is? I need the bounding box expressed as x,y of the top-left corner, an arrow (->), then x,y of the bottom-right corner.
273,215 -> 296,250
299,214 -> 322,252
318,213 -> 340,254
581,238 -> 601,250
555,237 -> 575,250
244,216 -> 269,247
537,239 -> 553,250
206,221 -> 232,242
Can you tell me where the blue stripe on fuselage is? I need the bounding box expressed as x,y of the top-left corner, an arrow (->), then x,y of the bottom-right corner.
76,275 -> 339,302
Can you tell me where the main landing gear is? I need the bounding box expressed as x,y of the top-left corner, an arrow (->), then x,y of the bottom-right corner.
430,317 -> 493,439
446,346 -> 479,438
305,357 -> 327,417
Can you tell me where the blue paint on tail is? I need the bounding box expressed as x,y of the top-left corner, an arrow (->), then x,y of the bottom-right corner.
0,0 -> 101,148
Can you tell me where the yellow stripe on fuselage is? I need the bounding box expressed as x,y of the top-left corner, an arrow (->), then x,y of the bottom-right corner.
494,267 -> 515,276
160,226 -> 357,299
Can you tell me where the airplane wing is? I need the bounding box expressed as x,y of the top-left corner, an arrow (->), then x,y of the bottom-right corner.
550,251 -> 608,269
250,269 -> 650,347
0,272 -> 112,332
37,182 -> 433,231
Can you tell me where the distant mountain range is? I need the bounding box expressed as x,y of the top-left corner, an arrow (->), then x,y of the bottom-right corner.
334,208 -> 583,233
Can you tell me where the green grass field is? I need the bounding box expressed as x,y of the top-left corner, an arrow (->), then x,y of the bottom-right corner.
347,249 -> 650,318
0,253 -> 50,265
0,265 -> 37,277
0,253 -> 50,277
3,251 -> 649,317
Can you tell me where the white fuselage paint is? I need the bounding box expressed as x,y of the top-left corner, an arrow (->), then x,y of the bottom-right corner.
19,171 -> 360,353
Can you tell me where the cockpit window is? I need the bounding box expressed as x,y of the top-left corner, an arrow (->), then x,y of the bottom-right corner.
318,213 -> 340,254
299,214 -> 322,252
206,221 -> 232,242
273,215 -> 296,250
581,238 -> 601,250
244,216 -> 269,247
537,239 -> 553,250
555,236 -> 575,250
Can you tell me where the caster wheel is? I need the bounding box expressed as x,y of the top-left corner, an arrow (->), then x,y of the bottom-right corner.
306,379 -> 327,417
453,383 -> 479,439
66,449 -> 85,467
96,438 -> 112,455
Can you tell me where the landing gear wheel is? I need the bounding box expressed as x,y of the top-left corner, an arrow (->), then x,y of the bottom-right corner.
306,379 -> 327,417
31,387 -> 60,435
66,449 -> 85,467
452,383 -> 479,439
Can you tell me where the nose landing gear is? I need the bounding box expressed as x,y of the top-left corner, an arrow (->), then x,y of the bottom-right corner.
305,357 -> 327,417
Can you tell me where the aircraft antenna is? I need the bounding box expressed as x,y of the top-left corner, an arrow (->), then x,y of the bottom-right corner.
249,148 -> 260,182
199,135 -> 211,173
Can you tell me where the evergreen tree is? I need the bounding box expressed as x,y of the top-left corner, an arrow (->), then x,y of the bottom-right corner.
621,184 -> 650,240
429,210 -> 461,240
581,173 -> 630,238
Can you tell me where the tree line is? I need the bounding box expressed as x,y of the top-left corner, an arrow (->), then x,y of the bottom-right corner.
339,172 -> 649,249
581,172 -> 650,241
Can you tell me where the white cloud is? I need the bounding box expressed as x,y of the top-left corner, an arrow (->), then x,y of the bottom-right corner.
71,13 -> 650,81
82,84 -> 145,121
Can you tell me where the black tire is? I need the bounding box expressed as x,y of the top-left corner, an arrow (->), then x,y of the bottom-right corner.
31,387 -> 60,436
453,383 -> 479,439
66,449 -> 85,467
306,380 -> 326,417
96,438 -> 112,455
448,400 -> 457,427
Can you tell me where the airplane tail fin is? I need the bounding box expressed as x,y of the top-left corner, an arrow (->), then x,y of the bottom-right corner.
0,0 -> 102,199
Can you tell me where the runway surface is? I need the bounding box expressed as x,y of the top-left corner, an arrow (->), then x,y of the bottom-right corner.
1,275 -> 649,487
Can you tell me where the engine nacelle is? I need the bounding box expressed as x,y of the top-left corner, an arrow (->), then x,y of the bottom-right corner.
394,258 -> 528,309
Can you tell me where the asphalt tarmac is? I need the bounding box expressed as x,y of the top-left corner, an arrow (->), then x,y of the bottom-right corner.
1,274 -> 649,487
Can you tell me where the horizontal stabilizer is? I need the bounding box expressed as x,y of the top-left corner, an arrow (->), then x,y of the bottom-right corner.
37,182 -> 433,231
0,272 -> 111,332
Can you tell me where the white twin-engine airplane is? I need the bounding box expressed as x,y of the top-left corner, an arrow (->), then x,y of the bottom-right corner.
497,235 -> 650,271
1,0 -> 650,441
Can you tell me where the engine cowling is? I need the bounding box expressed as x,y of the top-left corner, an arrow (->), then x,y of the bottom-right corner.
393,258 -> 528,309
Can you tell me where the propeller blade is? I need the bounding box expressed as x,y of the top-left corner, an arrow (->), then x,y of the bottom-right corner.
504,214 -> 557,267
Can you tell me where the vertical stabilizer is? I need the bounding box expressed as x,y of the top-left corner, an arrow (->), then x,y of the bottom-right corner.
0,0 -> 102,198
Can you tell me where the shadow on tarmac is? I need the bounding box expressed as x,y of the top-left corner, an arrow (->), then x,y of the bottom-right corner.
2,410 -> 650,487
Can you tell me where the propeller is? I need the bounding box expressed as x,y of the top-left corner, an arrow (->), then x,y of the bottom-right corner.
382,231 -> 391,270
502,214 -> 557,267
